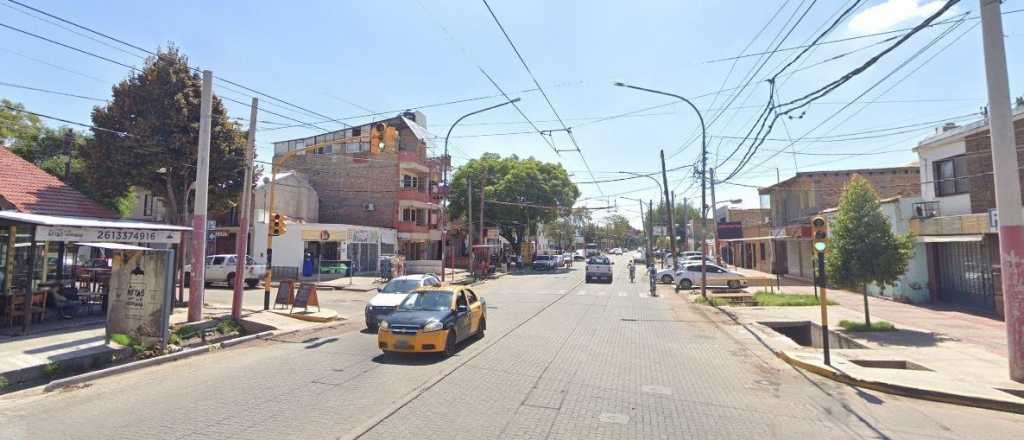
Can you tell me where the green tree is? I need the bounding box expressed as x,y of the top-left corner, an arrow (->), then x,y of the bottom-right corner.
449,153 -> 579,252
2,101 -> 133,214
543,217 -> 577,250
602,214 -> 633,247
825,175 -> 912,325
84,46 -> 247,224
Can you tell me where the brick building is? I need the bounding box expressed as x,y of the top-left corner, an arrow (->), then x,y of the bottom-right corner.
758,166 -> 921,280
911,102 -> 1024,317
272,111 -> 444,266
718,208 -> 773,272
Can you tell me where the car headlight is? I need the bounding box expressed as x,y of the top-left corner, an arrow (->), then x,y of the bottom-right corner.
365,304 -> 371,312
423,319 -> 443,332
379,320 -> 389,330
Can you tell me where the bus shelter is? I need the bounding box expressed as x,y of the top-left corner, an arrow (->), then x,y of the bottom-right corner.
0,211 -> 189,334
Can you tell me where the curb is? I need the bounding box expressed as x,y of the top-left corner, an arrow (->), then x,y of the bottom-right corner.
692,300 -> 1024,415
776,351 -> 1024,415
42,328 -> 288,393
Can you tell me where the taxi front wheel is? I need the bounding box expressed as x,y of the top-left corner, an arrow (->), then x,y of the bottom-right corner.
444,330 -> 457,357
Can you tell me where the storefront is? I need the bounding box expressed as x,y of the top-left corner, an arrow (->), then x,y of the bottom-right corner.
0,211 -> 189,333
922,234 -> 998,312
253,222 -> 394,278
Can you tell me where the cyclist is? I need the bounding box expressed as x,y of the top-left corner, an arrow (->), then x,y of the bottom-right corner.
628,260 -> 636,283
647,264 -> 657,296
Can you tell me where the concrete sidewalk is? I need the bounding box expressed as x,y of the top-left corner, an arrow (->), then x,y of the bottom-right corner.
0,306 -> 317,393
696,267 -> 1024,413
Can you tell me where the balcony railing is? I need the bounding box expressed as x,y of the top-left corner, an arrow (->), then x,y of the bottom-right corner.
912,201 -> 940,219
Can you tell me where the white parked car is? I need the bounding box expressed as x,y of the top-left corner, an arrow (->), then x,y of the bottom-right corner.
365,274 -> 440,330
674,264 -> 746,290
184,254 -> 266,289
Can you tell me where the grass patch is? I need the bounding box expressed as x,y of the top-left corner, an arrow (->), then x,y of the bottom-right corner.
173,325 -> 198,340
109,333 -> 135,347
0,375 -> 8,391
215,319 -> 244,335
43,361 -> 61,378
839,320 -> 896,332
753,292 -> 837,307
694,296 -> 727,306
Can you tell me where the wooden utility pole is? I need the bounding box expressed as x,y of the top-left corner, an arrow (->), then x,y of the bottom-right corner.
231,98 -> 257,319
660,150 -> 678,271
467,179 -> 473,276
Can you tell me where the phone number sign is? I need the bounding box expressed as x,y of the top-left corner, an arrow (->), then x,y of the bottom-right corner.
36,225 -> 182,244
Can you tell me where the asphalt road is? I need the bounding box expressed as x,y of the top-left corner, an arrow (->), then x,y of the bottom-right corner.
1,255 -> 1021,439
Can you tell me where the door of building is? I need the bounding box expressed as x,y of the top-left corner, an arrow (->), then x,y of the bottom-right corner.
934,241 -> 995,311
347,242 -> 378,274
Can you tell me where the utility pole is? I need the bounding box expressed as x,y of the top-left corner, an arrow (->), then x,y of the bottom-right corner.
647,200 -> 654,267
467,179 -> 473,277
231,98 -> 257,319
56,129 -> 73,284
187,70 -> 213,322
980,0 -> 1024,382
710,168 -> 720,265
479,176 -> 486,250
660,150 -> 678,271
681,197 -> 689,252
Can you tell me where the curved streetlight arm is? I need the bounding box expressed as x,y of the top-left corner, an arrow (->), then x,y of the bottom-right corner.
440,97 -> 520,281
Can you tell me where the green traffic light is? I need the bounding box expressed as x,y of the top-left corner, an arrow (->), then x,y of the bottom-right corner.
814,242 -> 826,252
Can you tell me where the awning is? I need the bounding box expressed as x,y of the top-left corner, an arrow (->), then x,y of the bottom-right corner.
77,242 -> 154,251
917,235 -> 984,243
0,211 -> 190,230
721,235 -> 788,242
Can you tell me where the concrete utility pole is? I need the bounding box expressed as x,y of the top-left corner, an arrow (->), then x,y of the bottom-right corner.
231,97 -> 257,319
648,200 -> 655,267
660,150 -> 678,271
681,197 -> 689,252
467,179 -> 473,276
710,168 -> 720,265
979,0 -> 1024,383
188,70 -> 214,322
479,176 -> 486,250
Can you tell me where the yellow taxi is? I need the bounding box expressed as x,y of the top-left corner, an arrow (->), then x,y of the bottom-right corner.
377,285 -> 486,356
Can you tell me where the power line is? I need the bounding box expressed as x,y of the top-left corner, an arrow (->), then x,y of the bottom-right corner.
1,102 -> 129,136
480,0 -> 603,196
0,80 -> 107,102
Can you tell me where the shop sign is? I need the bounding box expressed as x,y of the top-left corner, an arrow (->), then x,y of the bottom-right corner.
301,229 -> 349,241
36,225 -> 181,244
106,250 -> 173,347
352,229 -> 379,243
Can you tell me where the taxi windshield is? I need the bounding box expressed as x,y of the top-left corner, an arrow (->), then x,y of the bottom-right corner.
398,291 -> 453,311
380,279 -> 421,293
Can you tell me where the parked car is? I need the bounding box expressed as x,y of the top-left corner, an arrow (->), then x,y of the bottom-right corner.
184,254 -> 267,289
561,254 -> 574,266
674,264 -> 746,290
532,255 -> 558,271
365,274 -> 440,330
378,285 -> 485,357
585,255 -> 613,283
573,250 -> 587,261
633,251 -> 646,263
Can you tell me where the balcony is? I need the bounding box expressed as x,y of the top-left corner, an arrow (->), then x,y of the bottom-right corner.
398,187 -> 431,203
911,201 -> 940,219
397,222 -> 430,234
909,212 -> 992,236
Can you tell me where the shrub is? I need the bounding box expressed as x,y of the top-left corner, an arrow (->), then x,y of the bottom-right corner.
110,333 -> 135,347
753,292 -> 837,307
44,361 -> 61,378
839,320 -> 896,332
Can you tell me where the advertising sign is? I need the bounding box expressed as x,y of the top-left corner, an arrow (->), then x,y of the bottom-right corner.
717,221 -> 743,240
106,250 -> 173,346
36,225 -> 181,244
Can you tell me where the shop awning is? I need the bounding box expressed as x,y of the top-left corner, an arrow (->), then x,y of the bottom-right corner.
721,235 -> 788,242
0,211 -> 190,244
917,235 -> 984,243
77,242 -> 154,251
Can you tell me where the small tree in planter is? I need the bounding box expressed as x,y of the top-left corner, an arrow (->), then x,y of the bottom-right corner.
825,175 -> 912,327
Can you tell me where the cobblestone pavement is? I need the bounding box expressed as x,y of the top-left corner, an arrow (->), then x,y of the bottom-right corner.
1,256 -> 1022,439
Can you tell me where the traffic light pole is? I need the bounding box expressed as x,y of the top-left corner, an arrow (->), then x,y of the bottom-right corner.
818,250 -> 830,366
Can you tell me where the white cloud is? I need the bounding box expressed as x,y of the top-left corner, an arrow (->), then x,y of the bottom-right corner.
847,0 -> 955,34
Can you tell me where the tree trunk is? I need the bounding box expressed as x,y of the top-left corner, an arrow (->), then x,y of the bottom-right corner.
863,283 -> 871,327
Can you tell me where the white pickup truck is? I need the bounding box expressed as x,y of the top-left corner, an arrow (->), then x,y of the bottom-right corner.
585,255 -> 613,283
184,254 -> 267,289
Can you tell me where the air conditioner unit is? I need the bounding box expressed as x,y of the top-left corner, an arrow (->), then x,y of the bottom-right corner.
364,202 -> 376,212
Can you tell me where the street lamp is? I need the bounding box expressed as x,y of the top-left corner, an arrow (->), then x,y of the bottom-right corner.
614,81 -> 709,299
441,98 -> 521,281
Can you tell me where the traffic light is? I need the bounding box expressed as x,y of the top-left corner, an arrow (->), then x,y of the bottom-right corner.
811,216 -> 828,252
271,213 -> 286,236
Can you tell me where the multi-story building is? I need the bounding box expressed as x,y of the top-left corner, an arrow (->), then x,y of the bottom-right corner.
758,166 -> 921,280
272,111 -> 444,270
718,208 -> 772,271
911,102 -> 1024,317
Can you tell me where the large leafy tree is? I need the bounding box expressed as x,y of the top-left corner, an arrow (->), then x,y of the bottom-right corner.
449,153 -> 579,252
602,214 -> 634,247
84,46 -> 247,224
826,175 -> 912,325
543,217 -> 577,250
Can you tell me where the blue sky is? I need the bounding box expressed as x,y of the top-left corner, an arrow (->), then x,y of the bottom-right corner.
1,0 -> 1021,228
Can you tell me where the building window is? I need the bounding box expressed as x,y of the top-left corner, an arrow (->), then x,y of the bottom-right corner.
351,126 -> 361,137
417,209 -> 426,226
402,207 -> 417,223
143,194 -> 153,216
759,243 -> 766,260
934,155 -> 969,196
402,174 -> 418,189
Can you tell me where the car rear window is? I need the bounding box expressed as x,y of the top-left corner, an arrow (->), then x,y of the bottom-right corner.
588,256 -> 610,265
